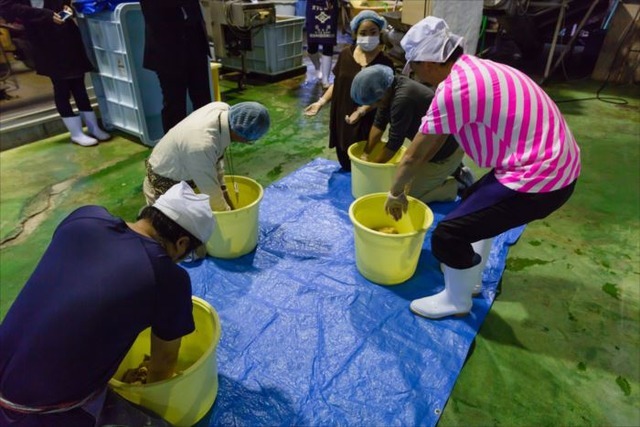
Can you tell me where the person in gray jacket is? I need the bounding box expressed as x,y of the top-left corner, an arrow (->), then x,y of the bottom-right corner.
351,64 -> 474,202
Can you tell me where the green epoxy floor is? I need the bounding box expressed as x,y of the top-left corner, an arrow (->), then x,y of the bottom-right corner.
1,75 -> 638,426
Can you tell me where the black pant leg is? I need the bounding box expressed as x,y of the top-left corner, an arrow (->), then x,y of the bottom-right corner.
156,70 -> 187,133
321,43 -> 334,56
186,45 -> 212,110
50,78 -> 74,117
336,146 -> 351,171
68,76 -> 92,112
307,42 -> 319,54
432,181 -> 577,269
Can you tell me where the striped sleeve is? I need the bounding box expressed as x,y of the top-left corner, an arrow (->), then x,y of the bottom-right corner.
420,70 -> 467,135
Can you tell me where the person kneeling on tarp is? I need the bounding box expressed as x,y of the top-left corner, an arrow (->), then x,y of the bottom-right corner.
143,101 -> 271,212
0,182 -> 214,426
350,64 -> 475,202
385,17 -> 581,319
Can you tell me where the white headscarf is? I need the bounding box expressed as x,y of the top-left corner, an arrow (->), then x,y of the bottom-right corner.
401,16 -> 464,74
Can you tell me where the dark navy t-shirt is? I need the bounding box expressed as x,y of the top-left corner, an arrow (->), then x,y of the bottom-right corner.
0,206 -> 195,407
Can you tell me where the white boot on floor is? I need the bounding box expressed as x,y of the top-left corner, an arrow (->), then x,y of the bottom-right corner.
308,52 -> 322,80
80,111 -> 111,141
320,54 -> 333,88
470,238 -> 493,296
411,262 -> 483,319
62,116 -> 98,147
439,238 -> 494,296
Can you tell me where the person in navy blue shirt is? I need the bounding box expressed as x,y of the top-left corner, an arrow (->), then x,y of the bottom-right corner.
0,182 -> 214,426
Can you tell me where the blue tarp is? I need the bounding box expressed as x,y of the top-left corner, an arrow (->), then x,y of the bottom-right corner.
186,158 -> 525,426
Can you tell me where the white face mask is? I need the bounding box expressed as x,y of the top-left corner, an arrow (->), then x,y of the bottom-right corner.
357,36 -> 379,52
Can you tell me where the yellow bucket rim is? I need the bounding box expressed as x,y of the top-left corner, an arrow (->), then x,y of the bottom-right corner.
348,192 -> 433,237
109,296 -> 221,390
348,142 -> 405,168
214,175 -> 264,216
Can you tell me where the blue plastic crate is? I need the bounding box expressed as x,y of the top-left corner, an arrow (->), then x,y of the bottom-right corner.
87,17 -> 124,52
78,3 -> 214,146
77,3 -> 165,146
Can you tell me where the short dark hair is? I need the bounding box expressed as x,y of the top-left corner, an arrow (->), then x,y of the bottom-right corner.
445,46 -> 464,64
138,206 -> 202,252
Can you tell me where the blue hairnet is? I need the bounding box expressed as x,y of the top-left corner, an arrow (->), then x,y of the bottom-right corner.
228,102 -> 270,141
351,64 -> 395,105
350,10 -> 388,34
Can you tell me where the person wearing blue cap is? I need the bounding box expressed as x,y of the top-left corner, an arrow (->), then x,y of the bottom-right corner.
351,64 -> 474,203
304,10 -> 393,171
0,182 -> 214,426
144,101 -> 270,212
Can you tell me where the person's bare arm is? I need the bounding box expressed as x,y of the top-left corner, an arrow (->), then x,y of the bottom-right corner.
366,124 -> 396,163
386,132 -> 449,220
222,185 -> 235,210
147,333 -> 181,383
372,146 -> 398,164
304,85 -> 334,116
389,132 -> 449,196
362,125 -> 384,160
345,104 -> 371,125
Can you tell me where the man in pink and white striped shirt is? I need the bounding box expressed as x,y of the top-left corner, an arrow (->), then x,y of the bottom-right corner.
385,17 -> 580,320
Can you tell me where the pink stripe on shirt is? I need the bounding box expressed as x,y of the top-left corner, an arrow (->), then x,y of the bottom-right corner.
443,78 -> 459,134
420,55 -> 580,193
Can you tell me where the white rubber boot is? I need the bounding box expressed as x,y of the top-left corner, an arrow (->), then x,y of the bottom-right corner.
308,51 -> 322,80
411,263 -> 482,319
470,238 -> 493,296
80,110 -> 111,141
320,54 -> 333,88
61,116 -> 98,147
439,238 -> 493,296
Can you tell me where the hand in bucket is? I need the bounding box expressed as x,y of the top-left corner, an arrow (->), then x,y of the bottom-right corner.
385,191 -> 408,221
121,354 -> 151,384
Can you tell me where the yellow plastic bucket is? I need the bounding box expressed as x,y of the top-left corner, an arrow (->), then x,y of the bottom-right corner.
207,175 -> 264,259
348,142 -> 406,199
349,193 -> 433,285
109,297 -> 221,427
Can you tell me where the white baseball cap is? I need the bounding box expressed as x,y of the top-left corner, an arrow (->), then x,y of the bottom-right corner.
153,182 -> 215,243
401,16 -> 464,75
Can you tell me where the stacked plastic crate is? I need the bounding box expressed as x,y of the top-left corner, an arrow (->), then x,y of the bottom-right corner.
78,3 -> 164,146
221,16 -> 306,78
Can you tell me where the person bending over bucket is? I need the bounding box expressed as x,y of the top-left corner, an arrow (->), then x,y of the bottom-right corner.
144,101 -> 271,212
0,182 -> 214,425
351,64 -> 475,203
385,17 -> 580,319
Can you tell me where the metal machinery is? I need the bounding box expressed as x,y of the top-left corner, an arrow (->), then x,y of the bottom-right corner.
483,0 -> 606,83
200,0 -> 276,88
